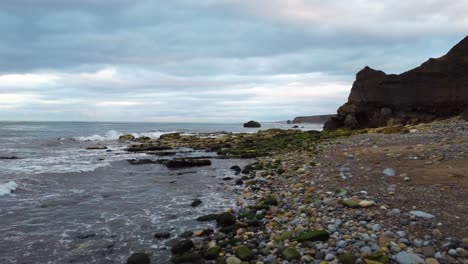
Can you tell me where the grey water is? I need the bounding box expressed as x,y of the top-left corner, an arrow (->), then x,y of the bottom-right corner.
0,121 -> 322,263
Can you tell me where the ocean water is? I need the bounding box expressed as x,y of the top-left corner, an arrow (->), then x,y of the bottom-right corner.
0,121 -> 322,263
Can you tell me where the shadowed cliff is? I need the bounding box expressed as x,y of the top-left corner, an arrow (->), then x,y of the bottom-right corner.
324,36 -> 468,130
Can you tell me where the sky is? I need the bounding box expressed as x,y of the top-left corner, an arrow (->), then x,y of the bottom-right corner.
0,0 -> 467,122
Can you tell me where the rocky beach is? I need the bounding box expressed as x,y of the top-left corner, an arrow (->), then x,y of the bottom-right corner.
126,117 -> 467,264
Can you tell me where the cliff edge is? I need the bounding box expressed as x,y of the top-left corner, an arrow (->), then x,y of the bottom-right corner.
324,36 -> 468,130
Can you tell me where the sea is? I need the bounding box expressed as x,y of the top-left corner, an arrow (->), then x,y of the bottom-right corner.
0,121 -> 322,263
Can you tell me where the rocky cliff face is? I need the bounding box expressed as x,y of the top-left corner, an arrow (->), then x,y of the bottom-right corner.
292,115 -> 335,124
324,36 -> 468,130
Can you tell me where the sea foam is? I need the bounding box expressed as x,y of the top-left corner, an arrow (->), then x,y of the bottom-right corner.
74,130 -> 179,142
0,180 -> 18,196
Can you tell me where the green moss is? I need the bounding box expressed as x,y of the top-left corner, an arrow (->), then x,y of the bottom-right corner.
297,230 -> 330,242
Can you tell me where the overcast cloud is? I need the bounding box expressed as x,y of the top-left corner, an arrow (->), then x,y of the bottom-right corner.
0,0 -> 466,122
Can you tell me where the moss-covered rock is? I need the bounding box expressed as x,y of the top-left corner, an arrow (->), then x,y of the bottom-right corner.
282,247 -> 301,261
274,231 -> 293,242
297,230 -> 330,242
338,253 -> 357,264
205,246 -> 221,260
170,252 -> 203,264
234,246 -> 254,261
364,252 -> 390,264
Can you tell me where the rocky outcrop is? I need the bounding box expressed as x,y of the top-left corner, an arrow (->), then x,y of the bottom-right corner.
243,121 -> 261,128
292,115 -> 335,124
324,36 -> 468,130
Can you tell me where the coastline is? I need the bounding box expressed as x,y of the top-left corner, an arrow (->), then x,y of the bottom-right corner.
153,118 -> 468,264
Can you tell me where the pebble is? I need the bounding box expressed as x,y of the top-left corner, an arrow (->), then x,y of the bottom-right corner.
360,246 -> 372,255
226,256 -> 242,264
325,253 -> 335,261
448,249 -> 457,256
410,211 -> 436,219
383,168 -> 396,176
395,251 -> 425,264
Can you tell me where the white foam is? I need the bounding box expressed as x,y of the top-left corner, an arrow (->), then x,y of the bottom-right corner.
0,180 -> 18,196
74,130 -> 180,142
74,130 -> 122,141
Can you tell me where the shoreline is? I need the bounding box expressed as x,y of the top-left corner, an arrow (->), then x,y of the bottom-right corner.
141,118 -> 468,264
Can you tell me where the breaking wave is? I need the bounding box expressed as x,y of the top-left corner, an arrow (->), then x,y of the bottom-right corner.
0,180 -> 18,196
73,130 -> 179,142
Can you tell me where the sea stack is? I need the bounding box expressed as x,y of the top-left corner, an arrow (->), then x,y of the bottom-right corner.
243,120 -> 261,128
324,36 -> 468,130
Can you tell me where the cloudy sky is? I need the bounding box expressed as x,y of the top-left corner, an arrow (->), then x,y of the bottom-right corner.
0,0 -> 466,122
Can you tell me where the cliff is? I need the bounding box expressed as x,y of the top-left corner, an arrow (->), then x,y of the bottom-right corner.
292,115 -> 335,124
324,36 -> 468,130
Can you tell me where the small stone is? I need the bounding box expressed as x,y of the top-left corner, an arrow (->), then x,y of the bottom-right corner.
297,230 -> 330,242
372,224 -> 381,232
205,246 -> 221,260
425,258 -> 439,264
360,246 -> 372,255
421,246 -> 436,257
226,256 -> 242,264
325,253 -> 335,261
171,239 -> 194,255
359,200 -> 375,207
432,229 -> 442,239
409,211 -> 435,219
383,168 -> 396,176
448,249 -> 457,256
413,239 -> 423,248
395,251 -> 424,264
387,209 -> 401,216
338,253 -> 356,264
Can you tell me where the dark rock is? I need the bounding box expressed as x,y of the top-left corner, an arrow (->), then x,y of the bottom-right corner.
85,144 -> 108,150
134,136 -> 151,142
127,159 -> 159,165
196,214 -> 219,222
242,164 -> 254,174
243,120 -> 261,128
154,232 -> 171,239
190,199 -> 202,207
205,246 -> 221,260
159,133 -> 181,140
235,179 -> 244,185
127,253 -> 150,264
325,36 -> 468,130
126,144 -> 172,152
222,177 -> 233,181
171,239 -> 194,255
287,120 -> 292,124
179,231 -> 193,238
170,253 -> 203,264
296,230 -> 330,242
164,159 -> 211,169
78,233 -> 96,239
0,156 -> 19,160
216,212 -> 236,227
230,165 -> 242,174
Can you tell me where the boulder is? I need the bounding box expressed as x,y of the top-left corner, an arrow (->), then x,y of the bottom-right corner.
216,212 -> 236,227
154,232 -> 170,239
190,199 -> 202,207
171,239 -> 194,255
230,165 -> 242,174
234,245 -> 254,261
127,253 -> 150,264
196,214 -> 219,222
243,120 -> 261,128
119,134 -> 135,142
325,36 -> 468,130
